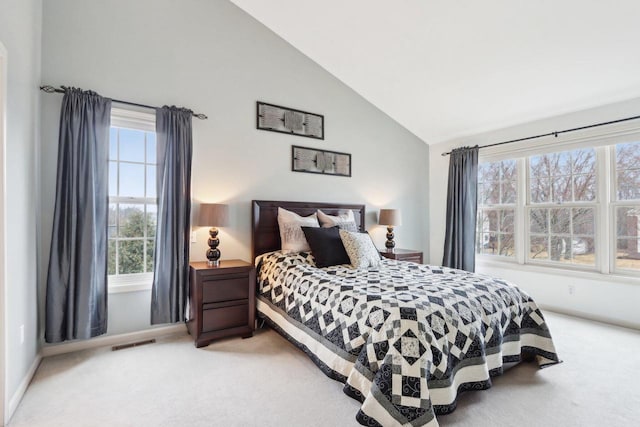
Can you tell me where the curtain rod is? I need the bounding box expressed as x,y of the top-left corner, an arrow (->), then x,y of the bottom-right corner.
39,85 -> 208,120
441,113 -> 640,156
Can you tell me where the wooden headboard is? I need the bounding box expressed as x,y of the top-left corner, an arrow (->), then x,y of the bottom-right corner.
251,200 -> 366,261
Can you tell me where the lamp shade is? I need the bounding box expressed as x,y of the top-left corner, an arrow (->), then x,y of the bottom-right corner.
197,203 -> 229,227
379,209 -> 402,226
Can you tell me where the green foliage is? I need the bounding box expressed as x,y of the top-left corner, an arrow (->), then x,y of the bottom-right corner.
108,206 -> 156,275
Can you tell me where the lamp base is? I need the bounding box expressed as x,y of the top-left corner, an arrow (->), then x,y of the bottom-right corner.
206,227 -> 221,266
385,226 -> 395,251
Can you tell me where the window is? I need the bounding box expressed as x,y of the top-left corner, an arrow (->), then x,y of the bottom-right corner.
527,149 -> 596,266
476,137 -> 640,278
476,160 -> 516,257
108,110 -> 157,286
614,141 -> 640,272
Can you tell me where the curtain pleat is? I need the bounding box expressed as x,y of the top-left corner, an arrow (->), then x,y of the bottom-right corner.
150,106 -> 193,324
45,87 -> 111,343
442,146 -> 479,272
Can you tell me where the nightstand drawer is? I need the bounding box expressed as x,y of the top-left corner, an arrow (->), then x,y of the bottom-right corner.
202,302 -> 248,332
202,276 -> 249,303
402,256 -> 423,264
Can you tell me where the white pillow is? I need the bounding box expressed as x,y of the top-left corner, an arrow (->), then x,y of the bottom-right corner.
339,229 -> 381,269
277,207 -> 319,253
317,209 -> 358,232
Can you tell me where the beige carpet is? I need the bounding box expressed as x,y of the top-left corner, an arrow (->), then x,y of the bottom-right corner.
8,311 -> 640,427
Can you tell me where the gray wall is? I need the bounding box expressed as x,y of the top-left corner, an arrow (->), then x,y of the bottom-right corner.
40,0 -> 429,336
0,0 -> 42,416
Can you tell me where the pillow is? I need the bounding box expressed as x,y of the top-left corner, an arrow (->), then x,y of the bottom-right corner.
301,226 -> 350,268
339,229 -> 381,269
317,209 -> 358,232
277,207 -> 319,253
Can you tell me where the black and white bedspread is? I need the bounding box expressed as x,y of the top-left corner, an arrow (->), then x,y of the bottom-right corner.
256,251 -> 560,427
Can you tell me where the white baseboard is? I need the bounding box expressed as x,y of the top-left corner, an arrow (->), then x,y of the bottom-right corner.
540,304 -> 640,331
6,353 -> 42,425
41,324 -> 187,357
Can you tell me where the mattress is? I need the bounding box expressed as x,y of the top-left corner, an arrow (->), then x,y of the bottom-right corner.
256,251 -> 560,427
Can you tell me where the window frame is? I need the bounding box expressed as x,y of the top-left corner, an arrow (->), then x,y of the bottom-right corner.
524,148 -> 599,271
475,159 -> 518,260
108,108 -> 157,293
610,143 -> 640,276
474,125 -> 640,281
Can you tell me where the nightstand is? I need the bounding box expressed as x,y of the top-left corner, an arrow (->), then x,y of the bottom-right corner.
187,260 -> 255,348
379,248 -> 423,264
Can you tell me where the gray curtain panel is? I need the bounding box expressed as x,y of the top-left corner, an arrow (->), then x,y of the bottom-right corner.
442,146 -> 479,272
150,106 -> 193,324
45,87 -> 111,343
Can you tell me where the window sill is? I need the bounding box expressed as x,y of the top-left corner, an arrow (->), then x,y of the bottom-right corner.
108,273 -> 153,294
476,257 -> 640,286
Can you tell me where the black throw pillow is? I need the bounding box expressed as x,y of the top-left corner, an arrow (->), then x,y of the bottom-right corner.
301,226 -> 351,268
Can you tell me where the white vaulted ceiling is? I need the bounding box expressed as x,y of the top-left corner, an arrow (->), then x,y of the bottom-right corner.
230,0 -> 640,145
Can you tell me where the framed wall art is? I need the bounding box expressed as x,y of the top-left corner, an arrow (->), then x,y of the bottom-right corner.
292,145 -> 351,177
257,101 -> 324,140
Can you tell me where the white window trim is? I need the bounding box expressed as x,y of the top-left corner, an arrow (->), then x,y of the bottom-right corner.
476,122 -> 640,281
108,108 -> 156,294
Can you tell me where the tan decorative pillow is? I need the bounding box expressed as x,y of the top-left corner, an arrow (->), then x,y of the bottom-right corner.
317,209 -> 358,232
277,207 -> 319,253
339,229 -> 381,269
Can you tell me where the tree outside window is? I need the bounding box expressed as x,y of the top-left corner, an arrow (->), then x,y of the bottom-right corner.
528,148 -> 596,266
614,142 -> 640,271
476,160 -> 516,258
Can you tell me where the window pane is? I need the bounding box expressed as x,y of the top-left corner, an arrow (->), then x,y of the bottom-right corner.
530,178 -> 550,203
617,170 -> 640,200
530,236 -> 548,260
146,132 -> 156,164
530,155 -> 550,177
109,128 -> 118,160
572,149 -> 596,175
574,174 -> 596,201
551,176 -> 571,203
500,209 -> 514,233
530,209 -> 548,233
551,151 -> 570,176
119,204 -> 146,238
550,208 -> 570,234
146,165 -> 156,198
118,240 -> 144,274
480,233 -> 498,255
573,208 -> 595,236
616,238 -> 640,271
146,204 -> 157,238
119,163 -> 145,197
109,161 -> 117,197
499,233 -> 515,257
108,240 -> 116,275
146,239 -> 155,272
501,160 -> 516,180
485,183 -> 500,204
572,237 -> 595,266
119,128 -> 145,162
108,203 -> 117,238
616,142 -> 640,171
501,181 -> 516,204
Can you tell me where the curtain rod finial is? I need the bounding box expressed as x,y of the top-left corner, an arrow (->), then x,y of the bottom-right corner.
40,85 -> 57,93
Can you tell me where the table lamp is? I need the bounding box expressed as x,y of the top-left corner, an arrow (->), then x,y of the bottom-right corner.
198,203 -> 229,266
379,209 -> 402,251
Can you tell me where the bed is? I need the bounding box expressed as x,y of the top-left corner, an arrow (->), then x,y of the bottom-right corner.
252,200 -> 560,427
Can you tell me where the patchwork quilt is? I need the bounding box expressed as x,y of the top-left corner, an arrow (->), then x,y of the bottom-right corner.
256,251 -> 560,427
